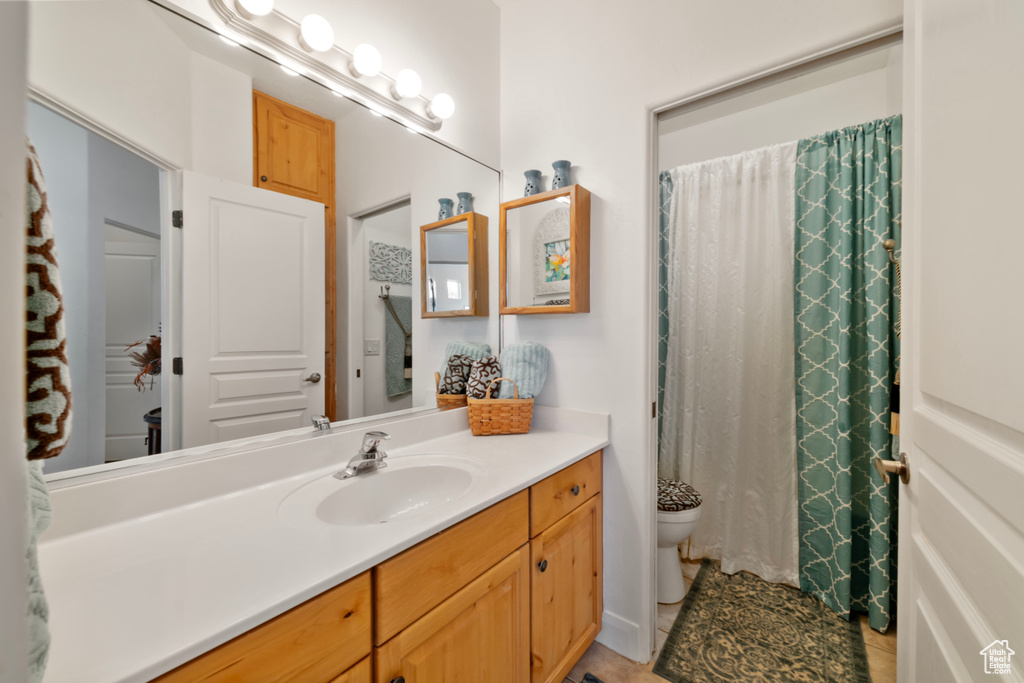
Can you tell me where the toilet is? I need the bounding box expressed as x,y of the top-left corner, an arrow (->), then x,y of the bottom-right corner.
657,477 -> 703,604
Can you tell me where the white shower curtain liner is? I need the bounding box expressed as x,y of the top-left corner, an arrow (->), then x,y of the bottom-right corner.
659,142 -> 800,587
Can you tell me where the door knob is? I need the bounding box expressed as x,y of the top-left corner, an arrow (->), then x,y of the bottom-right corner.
260,175 -> 268,182
571,485 -> 580,496
537,559 -> 548,572
874,452 -> 910,485
303,372 -> 322,383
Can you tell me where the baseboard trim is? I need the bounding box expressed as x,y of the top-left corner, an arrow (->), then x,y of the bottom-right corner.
595,609 -> 646,663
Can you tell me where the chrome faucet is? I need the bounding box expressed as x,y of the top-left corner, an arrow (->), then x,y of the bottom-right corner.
334,431 -> 390,480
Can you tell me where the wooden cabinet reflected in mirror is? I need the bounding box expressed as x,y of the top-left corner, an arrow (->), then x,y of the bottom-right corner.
500,184 -> 590,315
420,212 -> 489,318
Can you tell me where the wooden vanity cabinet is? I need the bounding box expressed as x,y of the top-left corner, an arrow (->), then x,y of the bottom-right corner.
153,572 -> 371,683
528,450 -> 603,683
371,450 -> 602,683
152,451 -> 602,683
374,546 -> 532,683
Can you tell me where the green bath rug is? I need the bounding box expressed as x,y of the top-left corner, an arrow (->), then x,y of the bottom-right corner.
654,559 -> 870,683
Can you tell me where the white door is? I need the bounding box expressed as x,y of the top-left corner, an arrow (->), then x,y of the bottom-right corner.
104,225 -> 161,461
181,171 -> 325,448
901,1 -> 1024,681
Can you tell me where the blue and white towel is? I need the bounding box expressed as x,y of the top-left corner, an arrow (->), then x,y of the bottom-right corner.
497,342 -> 550,400
440,341 -> 492,374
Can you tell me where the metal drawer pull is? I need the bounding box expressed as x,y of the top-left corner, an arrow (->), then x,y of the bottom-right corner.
571,485 -> 580,496
303,372 -> 322,383
538,559 -> 548,572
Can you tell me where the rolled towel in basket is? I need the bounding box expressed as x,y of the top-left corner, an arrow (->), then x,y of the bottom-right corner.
497,342 -> 550,399
440,341 -> 492,374
466,356 -> 502,399
439,354 -> 474,395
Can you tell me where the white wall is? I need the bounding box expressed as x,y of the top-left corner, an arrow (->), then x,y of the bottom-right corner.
165,0 -> 501,166
0,4 -> 29,680
498,0 -> 902,662
29,0 -> 252,183
361,206 -> 414,417
660,46 -> 903,169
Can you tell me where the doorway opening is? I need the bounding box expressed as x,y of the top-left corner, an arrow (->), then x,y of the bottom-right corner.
649,30 -> 902,678
344,198 -> 414,421
27,101 -> 166,473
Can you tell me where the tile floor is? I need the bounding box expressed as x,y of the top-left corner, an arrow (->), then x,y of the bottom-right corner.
563,559 -> 898,683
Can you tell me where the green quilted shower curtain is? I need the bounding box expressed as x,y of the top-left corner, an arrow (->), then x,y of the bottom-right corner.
794,115 -> 901,632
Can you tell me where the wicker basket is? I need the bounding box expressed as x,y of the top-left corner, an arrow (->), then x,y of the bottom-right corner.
435,372 -> 468,411
467,377 -> 534,436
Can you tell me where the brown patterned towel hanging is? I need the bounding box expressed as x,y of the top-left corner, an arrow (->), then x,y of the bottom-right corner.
25,140 -> 72,460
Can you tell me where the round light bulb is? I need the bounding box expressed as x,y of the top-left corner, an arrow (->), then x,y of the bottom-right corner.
235,0 -> 273,18
392,69 -> 422,99
428,93 -> 455,120
299,14 -> 334,52
351,44 -> 382,77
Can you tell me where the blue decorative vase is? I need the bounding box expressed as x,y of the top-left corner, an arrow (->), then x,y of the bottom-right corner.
551,160 -> 571,190
438,198 -> 454,220
524,170 -> 543,197
456,192 -> 474,215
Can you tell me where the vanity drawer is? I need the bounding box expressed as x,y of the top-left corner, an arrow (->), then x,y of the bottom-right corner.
154,572 -> 371,683
373,490 -> 529,646
529,450 -> 602,537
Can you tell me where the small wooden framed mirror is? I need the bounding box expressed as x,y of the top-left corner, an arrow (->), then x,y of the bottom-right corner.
420,212 -> 489,318
499,184 -> 590,314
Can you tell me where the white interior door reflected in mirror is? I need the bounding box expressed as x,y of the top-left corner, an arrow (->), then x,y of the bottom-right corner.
181,171 -> 325,448
500,185 -> 590,314
419,212 -> 489,318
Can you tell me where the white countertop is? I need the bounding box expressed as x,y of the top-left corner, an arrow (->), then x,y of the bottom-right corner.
38,406 -> 609,683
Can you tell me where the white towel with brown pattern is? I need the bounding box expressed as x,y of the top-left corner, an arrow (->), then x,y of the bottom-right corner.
466,356 -> 501,399
26,139 -> 70,683
26,141 -> 72,461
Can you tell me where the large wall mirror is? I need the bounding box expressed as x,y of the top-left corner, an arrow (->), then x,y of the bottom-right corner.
27,0 -> 499,478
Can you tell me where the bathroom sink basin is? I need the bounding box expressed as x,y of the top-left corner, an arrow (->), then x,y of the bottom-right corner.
279,454 -> 482,527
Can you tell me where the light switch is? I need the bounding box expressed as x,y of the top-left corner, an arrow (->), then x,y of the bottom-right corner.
365,339 -> 381,356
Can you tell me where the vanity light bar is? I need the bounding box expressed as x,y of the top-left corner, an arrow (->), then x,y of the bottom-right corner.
211,0 -> 450,132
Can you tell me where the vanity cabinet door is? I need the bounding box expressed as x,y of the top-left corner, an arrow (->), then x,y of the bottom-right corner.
530,494 -> 603,683
330,657 -> 371,683
374,546 -> 531,683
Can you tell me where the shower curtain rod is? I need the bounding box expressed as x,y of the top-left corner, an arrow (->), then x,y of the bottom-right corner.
651,23 -> 903,121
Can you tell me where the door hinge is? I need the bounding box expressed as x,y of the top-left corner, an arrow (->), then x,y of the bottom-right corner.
172,210 -> 183,228
652,401 -> 657,418
172,357 -> 183,375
